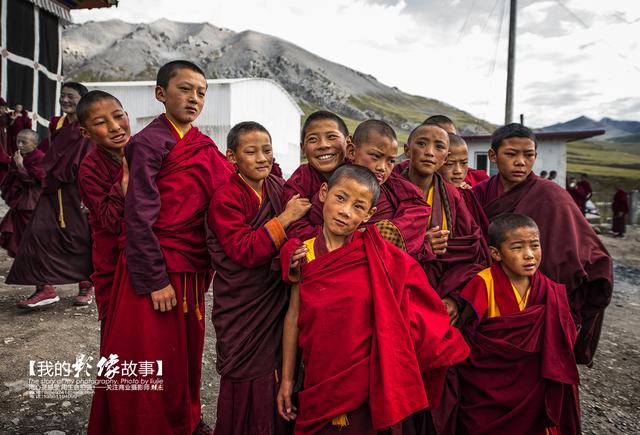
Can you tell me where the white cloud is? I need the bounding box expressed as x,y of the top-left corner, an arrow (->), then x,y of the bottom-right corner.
72,0 -> 640,127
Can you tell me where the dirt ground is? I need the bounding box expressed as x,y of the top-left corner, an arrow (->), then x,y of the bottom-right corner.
0,220 -> 639,434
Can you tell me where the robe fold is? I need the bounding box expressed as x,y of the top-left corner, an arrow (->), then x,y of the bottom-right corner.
6,121 -> 94,285
281,227 -> 469,434
474,173 -> 613,364
282,163 -> 328,204
463,167 -> 488,187
208,172 -> 290,434
457,264 -> 580,435
0,149 -> 45,257
287,170 -> 430,256
78,148 -> 125,321
87,115 -> 231,435
407,172 -> 491,299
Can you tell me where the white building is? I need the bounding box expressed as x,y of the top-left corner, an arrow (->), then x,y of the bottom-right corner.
86,78 -> 303,178
463,129 -> 605,187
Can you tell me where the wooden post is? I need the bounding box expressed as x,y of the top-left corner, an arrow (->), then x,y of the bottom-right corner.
505,0 -> 517,124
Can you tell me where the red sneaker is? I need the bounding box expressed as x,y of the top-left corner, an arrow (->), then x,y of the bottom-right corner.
74,281 -> 95,306
17,285 -> 59,309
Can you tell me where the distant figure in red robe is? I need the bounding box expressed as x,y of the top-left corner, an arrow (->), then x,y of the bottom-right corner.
207,121 -> 311,434
438,133 -> 490,237
474,123 -> 613,365
0,129 -> 45,257
0,98 -> 11,175
277,165 -> 470,434
576,173 -> 593,215
1,104 -> 32,182
8,82 -> 95,309
458,213 -> 580,435
77,91 -> 130,327
611,186 -> 629,237
282,110 -> 350,204
288,120 -> 430,256
87,61 -> 232,435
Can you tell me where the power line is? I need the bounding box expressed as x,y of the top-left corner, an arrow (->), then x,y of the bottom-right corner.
456,0 -> 478,44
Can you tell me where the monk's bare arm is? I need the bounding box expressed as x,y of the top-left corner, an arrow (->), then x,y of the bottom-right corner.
277,284 -> 300,421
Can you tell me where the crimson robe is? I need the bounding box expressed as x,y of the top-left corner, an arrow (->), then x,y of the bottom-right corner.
611,189 -> 629,235
6,121 -> 94,285
38,115 -> 69,154
287,170 -> 430,256
0,112 -> 31,182
78,148 -> 125,321
207,173 -> 290,434
87,115 -> 231,435
458,188 -> 489,241
0,149 -> 45,257
463,167 -> 488,187
457,264 -> 580,435
474,173 -> 613,365
282,163 -> 328,203
280,227 -> 470,434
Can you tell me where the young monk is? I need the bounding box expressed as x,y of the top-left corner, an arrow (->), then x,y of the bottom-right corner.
457,213 -> 580,434
438,133 -> 490,236
87,61 -> 232,435
77,91 -> 130,330
0,129 -> 45,257
283,110 -> 349,203
207,121 -> 311,434
277,165 -> 469,434
8,82 -> 95,308
474,123 -> 612,365
288,119 -> 429,256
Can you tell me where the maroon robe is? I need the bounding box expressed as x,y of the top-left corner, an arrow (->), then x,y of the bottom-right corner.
0,149 -> 45,257
6,121 -> 94,285
287,170 -> 430,257
611,189 -> 629,235
88,115 -> 232,435
38,115 -> 69,154
463,167 -> 488,187
474,173 -> 613,365
78,148 -> 125,321
458,264 -> 580,435
280,227 -> 469,434
0,112 -> 31,182
207,173 -> 290,434
282,163 -> 328,203
458,188 -> 489,240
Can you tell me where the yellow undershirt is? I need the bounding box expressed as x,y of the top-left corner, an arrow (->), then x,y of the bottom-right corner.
238,173 -> 263,205
165,116 -> 186,139
477,268 -> 531,319
304,237 -> 316,263
426,185 -> 448,231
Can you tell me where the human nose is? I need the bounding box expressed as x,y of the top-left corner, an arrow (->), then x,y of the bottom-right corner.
107,118 -> 121,132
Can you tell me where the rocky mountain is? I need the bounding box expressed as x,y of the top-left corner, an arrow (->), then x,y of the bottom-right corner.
62,18 -> 494,136
542,116 -> 640,140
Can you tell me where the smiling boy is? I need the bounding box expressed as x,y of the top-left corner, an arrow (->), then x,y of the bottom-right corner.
88,61 -> 231,435
277,165 -> 469,434
457,213 -> 580,434
474,123 -> 612,365
207,121 -> 310,434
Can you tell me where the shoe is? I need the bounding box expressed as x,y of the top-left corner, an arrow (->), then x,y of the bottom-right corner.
192,418 -> 214,435
17,285 -> 59,309
74,281 -> 95,306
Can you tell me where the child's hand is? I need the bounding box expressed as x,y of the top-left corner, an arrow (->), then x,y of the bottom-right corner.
459,181 -> 472,190
442,296 -> 459,325
276,379 -> 297,421
13,151 -> 24,169
121,156 -> 129,195
278,194 -> 312,228
150,284 -> 177,312
288,244 -> 308,283
426,226 -> 449,255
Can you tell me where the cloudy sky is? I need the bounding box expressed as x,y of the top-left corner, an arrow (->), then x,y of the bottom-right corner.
72,0 -> 640,127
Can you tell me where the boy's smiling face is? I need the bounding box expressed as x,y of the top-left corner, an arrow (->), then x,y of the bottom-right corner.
227,130 -> 273,184
491,226 -> 541,281
319,178 -> 376,238
80,98 -> 131,154
156,68 -> 207,129
301,119 -> 348,176
347,131 -> 398,185
59,87 -> 82,116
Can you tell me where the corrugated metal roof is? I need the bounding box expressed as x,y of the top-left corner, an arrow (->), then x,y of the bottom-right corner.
27,0 -> 72,22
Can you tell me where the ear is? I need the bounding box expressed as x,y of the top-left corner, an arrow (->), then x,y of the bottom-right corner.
488,148 -> 497,163
443,150 -> 450,164
155,85 -> 167,103
362,206 -> 377,223
318,182 -> 328,203
226,149 -> 237,165
489,246 -> 502,262
346,142 -> 356,161
80,127 -> 91,139
345,135 -> 354,151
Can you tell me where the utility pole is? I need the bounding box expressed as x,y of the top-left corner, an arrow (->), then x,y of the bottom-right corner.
505,0 -> 517,124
